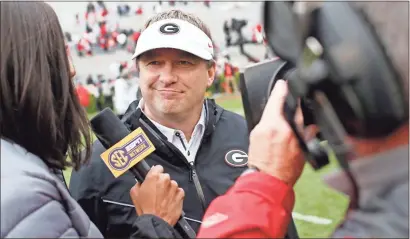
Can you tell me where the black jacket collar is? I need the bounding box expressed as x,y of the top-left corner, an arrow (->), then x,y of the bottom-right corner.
121,99 -> 222,142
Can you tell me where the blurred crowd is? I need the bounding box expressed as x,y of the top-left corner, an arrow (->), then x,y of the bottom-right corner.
66,1 -> 270,116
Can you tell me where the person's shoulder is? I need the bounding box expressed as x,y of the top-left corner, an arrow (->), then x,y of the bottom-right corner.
1,169 -> 100,238
1,139 -> 56,180
1,140 -> 62,197
213,104 -> 249,139
216,104 -> 247,126
220,108 -> 245,119
2,170 -> 61,207
1,165 -> 69,237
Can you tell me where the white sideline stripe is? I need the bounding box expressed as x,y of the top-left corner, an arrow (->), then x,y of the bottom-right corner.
102,199 -> 202,224
292,212 -> 333,225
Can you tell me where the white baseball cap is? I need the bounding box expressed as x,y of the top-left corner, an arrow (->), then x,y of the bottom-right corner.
131,19 -> 214,60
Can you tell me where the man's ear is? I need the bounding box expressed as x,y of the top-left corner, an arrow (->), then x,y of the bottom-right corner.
135,60 -> 140,72
207,60 -> 216,87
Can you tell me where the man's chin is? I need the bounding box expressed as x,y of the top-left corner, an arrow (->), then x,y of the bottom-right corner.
156,101 -> 183,115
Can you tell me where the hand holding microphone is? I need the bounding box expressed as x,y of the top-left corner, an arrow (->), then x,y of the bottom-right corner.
90,108 -> 196,238
130,165 -> 185,226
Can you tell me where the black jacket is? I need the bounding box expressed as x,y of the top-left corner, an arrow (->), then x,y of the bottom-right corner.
69,99 -> 250,238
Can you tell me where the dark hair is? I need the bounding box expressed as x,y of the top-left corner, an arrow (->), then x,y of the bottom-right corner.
0,2 -> 92,171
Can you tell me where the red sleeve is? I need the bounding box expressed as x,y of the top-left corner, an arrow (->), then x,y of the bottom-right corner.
197,172 -> 295,238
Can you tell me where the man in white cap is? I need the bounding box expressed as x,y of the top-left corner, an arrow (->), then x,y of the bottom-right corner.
70,10 -> 251,238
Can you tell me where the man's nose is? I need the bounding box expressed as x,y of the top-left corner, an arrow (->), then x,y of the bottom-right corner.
158,63 -> 177,84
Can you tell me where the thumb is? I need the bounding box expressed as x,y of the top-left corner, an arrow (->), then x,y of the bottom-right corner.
260,80 -> 288,124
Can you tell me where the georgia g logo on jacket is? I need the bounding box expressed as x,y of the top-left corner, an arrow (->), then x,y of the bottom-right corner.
225,149 -> 248,167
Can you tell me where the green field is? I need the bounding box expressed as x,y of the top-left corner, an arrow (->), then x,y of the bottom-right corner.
64,94 -> 349,238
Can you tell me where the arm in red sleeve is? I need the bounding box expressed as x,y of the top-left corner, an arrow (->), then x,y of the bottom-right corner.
197,172 -> 295,238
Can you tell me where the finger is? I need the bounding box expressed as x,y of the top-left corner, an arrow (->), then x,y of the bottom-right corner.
170,179 -> 178,188
165,180 -> 179,203
176,188 -> 185,202
156,173 -> 171,205
157,173 -> 171,191
130,183 -> 143,215
304,125 -> 319,141
294,99 -> 304,133
159,180 -> 179,213
167,187 -> 185,214
174,188 -> 185,219
260,80 -> 288,123
129,183 -> 140,199
146,165 -> 164,179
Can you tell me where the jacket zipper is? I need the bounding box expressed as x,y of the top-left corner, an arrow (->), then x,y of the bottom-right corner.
175,132 -> 207,212
136,102 -> 214,213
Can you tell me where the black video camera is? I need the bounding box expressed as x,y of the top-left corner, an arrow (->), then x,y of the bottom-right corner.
241,0 -> 408,188
239,58 -> 329,169
239,58 -> 318,130
258,1 -> 408,211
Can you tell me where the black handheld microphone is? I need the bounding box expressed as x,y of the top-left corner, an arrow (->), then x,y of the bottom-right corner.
90,108 -> 197,239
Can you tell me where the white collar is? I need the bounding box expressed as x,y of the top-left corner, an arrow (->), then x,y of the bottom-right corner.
137,98 -> 206,142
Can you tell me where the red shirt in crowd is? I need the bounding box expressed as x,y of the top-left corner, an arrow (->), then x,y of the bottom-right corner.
224,63 -> 233,77
75,85 -> 90,107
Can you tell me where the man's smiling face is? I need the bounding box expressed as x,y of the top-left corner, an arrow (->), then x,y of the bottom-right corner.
138,48 -> 215,116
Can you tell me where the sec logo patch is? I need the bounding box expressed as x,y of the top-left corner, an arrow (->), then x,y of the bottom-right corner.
225,150 -> 248,167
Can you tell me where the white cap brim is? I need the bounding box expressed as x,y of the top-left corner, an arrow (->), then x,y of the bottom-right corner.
131,19 -> 214,61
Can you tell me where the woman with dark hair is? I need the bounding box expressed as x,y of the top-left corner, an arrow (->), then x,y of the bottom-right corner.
1,2 -> 185,238
1,2 -> 92,176
0,1 -> 191,238
0,2 -> 99,237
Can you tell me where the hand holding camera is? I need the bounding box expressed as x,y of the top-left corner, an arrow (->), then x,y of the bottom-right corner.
248,80 -> 318,186
248,80 -> 304,186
